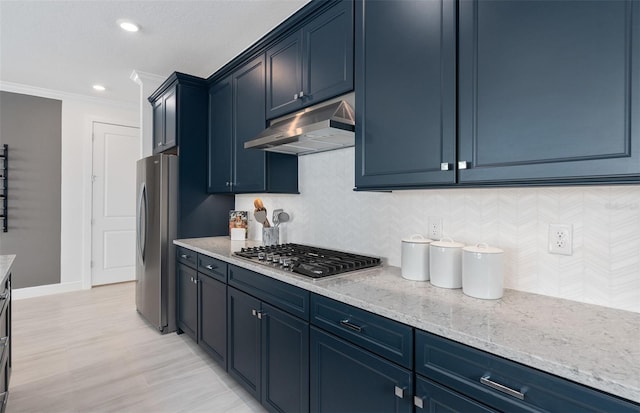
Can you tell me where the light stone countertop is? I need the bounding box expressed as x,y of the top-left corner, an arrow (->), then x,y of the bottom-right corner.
175,237 -> 640,403
0,255 -> 15,285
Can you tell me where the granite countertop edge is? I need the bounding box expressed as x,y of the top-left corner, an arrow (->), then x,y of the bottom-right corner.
174,238 -> 640,403
0,255 -> 15,285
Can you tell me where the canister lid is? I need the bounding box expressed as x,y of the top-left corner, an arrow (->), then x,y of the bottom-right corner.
463,243 -> 503,254
431,237 -> 465,248
401,234 -> 433,244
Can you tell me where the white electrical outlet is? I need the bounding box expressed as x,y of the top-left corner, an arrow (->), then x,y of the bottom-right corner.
548,224 -> 573,255
428,216 -> 443,240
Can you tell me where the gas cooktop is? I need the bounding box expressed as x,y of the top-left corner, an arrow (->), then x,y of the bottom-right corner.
234,243 -> 381,278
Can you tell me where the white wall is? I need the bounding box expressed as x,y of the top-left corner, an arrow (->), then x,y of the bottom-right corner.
1,82 -> 139,297
236,147 -> 640,313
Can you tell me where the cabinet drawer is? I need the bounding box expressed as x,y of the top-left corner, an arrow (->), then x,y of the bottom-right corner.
416,330 -> 639,412
228,265 -> 310,321
176,246 -> 197,269
197,255 -> 227,283
311,293 -> 413,369
310,327 -> 413,413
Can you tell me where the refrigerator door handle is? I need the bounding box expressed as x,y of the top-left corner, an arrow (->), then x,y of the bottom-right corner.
138,183 -> 147,263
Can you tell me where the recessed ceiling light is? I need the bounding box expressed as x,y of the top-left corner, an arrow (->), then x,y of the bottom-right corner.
118,20 -> 139,32
93,85 -> 106,92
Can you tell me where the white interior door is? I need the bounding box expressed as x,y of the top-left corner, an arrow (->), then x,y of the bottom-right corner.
92,122 -> 140,286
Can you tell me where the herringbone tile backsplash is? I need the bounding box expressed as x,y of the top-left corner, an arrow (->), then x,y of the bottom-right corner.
236,148 -> 640,313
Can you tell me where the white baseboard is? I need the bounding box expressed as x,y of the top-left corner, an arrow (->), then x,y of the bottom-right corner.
12,281 -> 84,300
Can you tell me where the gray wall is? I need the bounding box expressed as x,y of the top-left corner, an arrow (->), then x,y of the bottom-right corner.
0,91 -> 62,288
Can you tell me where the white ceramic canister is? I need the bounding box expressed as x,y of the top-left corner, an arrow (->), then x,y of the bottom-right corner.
462,243 -> 504,299
429,238 -> 465,289
401,234 -> 433,281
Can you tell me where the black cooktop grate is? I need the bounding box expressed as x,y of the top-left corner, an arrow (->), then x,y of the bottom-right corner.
234,243 -> 381,278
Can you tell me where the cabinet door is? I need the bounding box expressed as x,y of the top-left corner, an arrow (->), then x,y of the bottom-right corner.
152,98 -> 164,154
177,264 -> 197,340
310,327 -> 413,413
415,376 -> 496,413
208,77 -> 233,193
163,86 -> 177,150
303,0 -> 354,106
234,55 -> 268,193
458,0 -> 640,184
198,273 -> 227,368
228,287 -> 261,399
261,303 -> 309,413
354,0 -> 457,189
266,31 -> 304,119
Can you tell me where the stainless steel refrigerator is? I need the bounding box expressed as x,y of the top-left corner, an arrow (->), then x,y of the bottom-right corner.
135,153 -> 177,333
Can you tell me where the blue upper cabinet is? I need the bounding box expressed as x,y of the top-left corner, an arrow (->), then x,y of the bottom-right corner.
208,78 -> 233,193
233,56 -> 270,193
354,0 -> 457,189
266,0 -> 354,120
458,0 -> 640,184
266,31 -> 304,120
208,56 -> 299,194
151,85 -> 177,154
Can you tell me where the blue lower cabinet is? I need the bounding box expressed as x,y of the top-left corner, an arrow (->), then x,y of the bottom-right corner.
228,287 -> 310,413
176,263 -> 197,340
310,326 -> 413,413
228,287 -> 261,399
261,303 -> 309,413
198,273 -> 227,368
416,330 -> 640,413
414,376 -> 496,413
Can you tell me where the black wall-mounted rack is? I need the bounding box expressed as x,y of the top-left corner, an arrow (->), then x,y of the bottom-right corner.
0,144 -> 7,232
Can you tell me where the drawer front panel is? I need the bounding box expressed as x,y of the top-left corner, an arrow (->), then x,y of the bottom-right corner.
176,246 -> 197,269
228,265 -> 310,321
311,293 -> 413,368
416,330 -> 639,412
198,254 -> 227,283
415,375 -> 497,413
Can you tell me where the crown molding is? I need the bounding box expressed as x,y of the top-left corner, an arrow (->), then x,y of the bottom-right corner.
0,81 -> 138,110
130,70 -> 166,86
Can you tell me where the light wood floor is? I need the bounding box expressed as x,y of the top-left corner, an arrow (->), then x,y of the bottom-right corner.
7,282 -> 266,413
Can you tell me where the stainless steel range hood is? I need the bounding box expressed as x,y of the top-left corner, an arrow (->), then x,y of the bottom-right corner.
244,100 -> 355,155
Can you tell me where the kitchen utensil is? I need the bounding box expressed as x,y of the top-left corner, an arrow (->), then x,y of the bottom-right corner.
429,238 -> 465,289
253,198 -> 270,227
254,210 -> 267,227
401,234 -> 433,281
273,209 -> 283,227
277,211 -> 290,225
462,243 -> 504,299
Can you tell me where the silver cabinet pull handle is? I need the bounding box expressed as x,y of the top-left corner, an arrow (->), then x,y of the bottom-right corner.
205,265 -> 214,270
480,375 -> 525,400
458,160 -> 469,170
257,311 -> 264,320
180,254 -> 189,259
394,386 -> 405,399
0,292 -> 8,300
413,396 -> 424,409
293,93 -> 299,100
440,162 -> 450,171
252,309 -> 257,317
299,91 -> 304,98
340,319 -> 362,333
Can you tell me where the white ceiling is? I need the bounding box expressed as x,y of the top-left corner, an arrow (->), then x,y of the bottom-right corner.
0,0 -> 310,104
